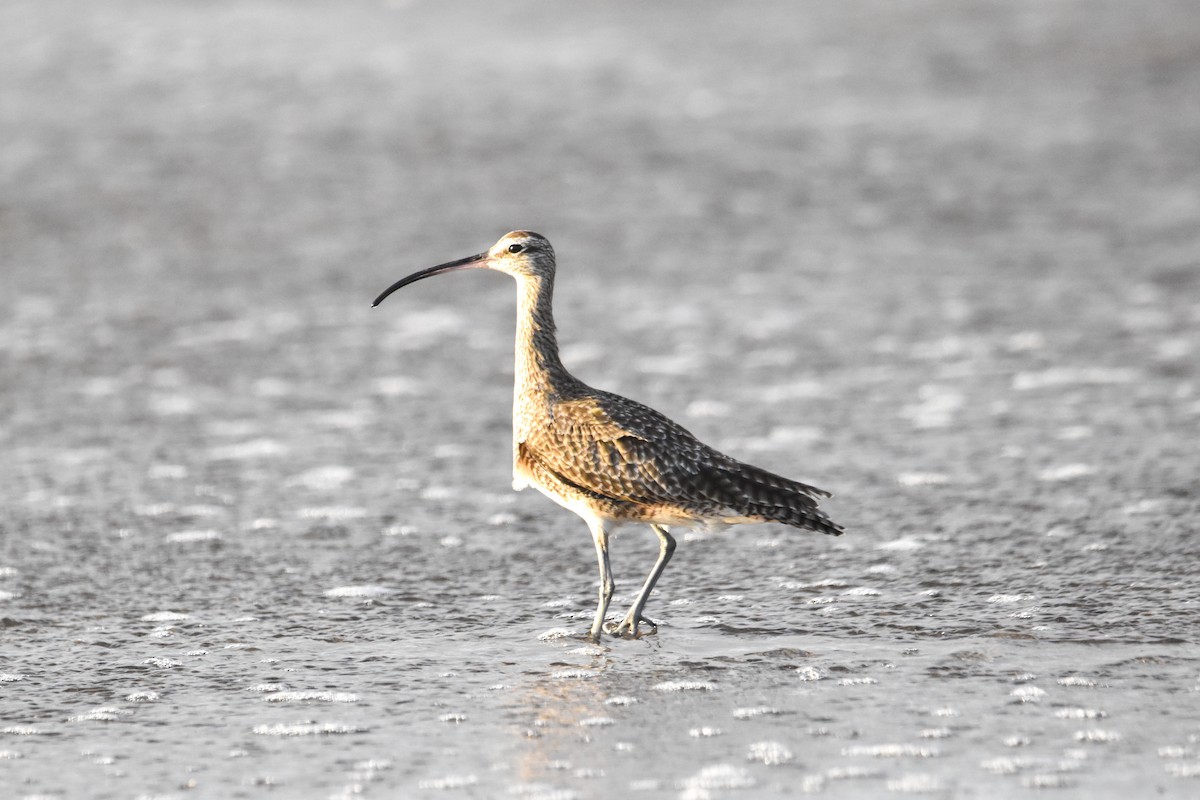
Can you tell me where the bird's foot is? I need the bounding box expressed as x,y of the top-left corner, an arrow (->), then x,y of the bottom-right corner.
604,613 -> 658,639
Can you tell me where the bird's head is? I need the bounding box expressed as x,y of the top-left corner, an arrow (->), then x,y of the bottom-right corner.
372,230 -> 555,307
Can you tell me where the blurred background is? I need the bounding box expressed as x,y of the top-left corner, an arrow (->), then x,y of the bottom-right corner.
2,1 -> 1198,798
4,0 -> 1196,522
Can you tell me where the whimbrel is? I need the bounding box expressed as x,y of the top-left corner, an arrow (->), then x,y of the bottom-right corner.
373,231 -> 843,642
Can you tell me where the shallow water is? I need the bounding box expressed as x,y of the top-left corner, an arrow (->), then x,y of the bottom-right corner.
3,507 -> 1198,798
3,0 -> 1200,797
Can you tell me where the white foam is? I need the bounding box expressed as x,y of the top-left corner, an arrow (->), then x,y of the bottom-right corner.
1158,746 -> 1193,758
299,506 -> 367,521
578,717 -> 613,727
134,503 -> 176,517
1060,676 -> 1099,690
747,741 -> 794,765
1055,708 -> 1107,719
418,775 -> 478,790
652,680 -> 716,692
324,586 -> 394,598
264,691 -> 359,703
842,744 -> 938,758
165,529 -> 222,543
680,764 -> 754,798
68,706 -> 133,722
537,628 -> 575,642
1010,686 -> 1046,703
179,504 -> 225,518
897,471 -> 950,487
252,722 -> 365,736
1165,763 -> 1200,778
732,707 -> 781,719
988,594 -> 1032,604
826,765 -> 884,780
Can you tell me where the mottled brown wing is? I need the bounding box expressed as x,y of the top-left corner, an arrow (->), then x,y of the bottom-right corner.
525,392 -> 717,506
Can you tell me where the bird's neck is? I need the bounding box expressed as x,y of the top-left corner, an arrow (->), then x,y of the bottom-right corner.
513,273 -> 568,396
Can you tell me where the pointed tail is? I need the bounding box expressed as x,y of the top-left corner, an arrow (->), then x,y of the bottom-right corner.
708,460 -> 844,536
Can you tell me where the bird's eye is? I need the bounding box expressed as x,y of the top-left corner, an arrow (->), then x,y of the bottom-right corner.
507,243 -> 525,254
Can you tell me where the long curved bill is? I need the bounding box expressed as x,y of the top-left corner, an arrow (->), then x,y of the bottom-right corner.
371,252 -> 488,307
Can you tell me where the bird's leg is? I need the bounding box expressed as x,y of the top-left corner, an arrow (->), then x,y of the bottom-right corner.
607,524 -> 675,639
586,519 -> 615,643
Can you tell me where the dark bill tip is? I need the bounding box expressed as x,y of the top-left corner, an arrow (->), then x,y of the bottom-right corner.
371,252 -> 487,307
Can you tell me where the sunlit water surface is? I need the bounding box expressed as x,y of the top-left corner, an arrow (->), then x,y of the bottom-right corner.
3,512 -> 1198,798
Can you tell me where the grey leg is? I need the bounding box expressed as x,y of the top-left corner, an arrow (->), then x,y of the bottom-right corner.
608,524 -> 675,638
586,519 -> 615,643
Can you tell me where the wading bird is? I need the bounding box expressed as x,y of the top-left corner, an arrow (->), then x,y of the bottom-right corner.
373,231 -> 843,642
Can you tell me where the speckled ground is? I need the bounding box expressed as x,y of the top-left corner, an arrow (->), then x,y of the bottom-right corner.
2,1 -> 1199,798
